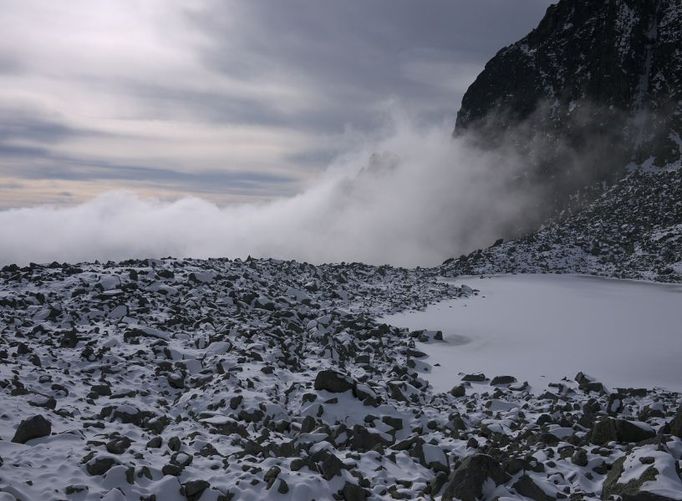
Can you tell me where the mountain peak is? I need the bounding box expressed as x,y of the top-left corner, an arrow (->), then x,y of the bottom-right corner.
456,0 -> 682,170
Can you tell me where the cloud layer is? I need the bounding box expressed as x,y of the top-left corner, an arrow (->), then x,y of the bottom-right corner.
0,0 -> 552,206
0,111 -> 538,267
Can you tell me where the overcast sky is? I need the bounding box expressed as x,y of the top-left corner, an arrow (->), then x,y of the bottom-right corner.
0,0 -> 553,208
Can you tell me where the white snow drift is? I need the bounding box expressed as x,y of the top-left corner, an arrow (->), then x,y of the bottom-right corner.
383,274 -> 682,393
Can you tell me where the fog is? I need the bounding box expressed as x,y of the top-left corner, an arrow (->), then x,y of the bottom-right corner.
0,111 -> 539,267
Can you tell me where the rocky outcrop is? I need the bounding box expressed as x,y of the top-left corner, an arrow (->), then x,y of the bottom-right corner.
456,0 -> 682,209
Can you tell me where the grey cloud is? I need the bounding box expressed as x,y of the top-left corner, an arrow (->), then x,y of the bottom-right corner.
191,0 -> 554,128
0,1 -> 554,205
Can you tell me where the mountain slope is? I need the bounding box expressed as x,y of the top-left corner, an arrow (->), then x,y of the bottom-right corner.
456,0 -> 682,202
442,168 -> 682,282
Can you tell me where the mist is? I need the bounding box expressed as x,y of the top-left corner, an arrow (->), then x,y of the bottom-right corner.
0,111 -> 539,268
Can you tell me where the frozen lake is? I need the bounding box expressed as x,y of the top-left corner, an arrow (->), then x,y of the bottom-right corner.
382,274 -> 682,393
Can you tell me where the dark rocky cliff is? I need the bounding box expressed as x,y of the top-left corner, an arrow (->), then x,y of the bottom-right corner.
456,0 -> 682,184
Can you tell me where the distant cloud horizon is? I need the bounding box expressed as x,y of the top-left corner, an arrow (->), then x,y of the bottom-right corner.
0,0 -> 553,208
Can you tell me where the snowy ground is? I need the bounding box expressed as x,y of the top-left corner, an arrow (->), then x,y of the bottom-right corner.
383,274 -> 682,394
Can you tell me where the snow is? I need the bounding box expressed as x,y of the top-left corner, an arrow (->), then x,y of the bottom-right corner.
382,274 -> 682,393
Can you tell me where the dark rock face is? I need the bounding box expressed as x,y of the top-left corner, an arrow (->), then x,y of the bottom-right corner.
456,0 -> 682,204
441,454 -> 510,501
12,414 -> 52,444
314,370 -> 355,393
591,417 -> 656,444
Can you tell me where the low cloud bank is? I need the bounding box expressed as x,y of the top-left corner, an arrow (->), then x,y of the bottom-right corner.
1,112 -> 538,267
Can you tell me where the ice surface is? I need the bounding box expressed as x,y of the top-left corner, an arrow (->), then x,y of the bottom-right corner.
382,274 -> 682,393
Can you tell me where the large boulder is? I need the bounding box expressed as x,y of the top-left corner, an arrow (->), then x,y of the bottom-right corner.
314,370 -> 355,393
442,454 -> 510,501
591,418 -> 656,445
11,415 -> 52,444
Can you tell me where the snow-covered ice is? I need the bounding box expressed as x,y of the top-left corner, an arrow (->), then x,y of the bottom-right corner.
382,274 -> 682,393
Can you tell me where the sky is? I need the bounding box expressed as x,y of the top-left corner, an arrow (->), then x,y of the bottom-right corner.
0,0 -> 553,209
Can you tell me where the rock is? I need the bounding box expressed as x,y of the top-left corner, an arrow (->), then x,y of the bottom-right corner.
591,418 -> 618,445
592,418 -> 656,444
86,456 -> 118,476
614,419 -> 656,443
513,475 -> 554,501
342,482 -> 368,501
449,385 -> 466,397
461,373 -> 486,382
264,466 -> 281,488
575,372 -> 607,394
351,425 -> 390,452
168,436 -> 182,451
381,415 -> 403,430
571,448 -> 588,467
490,375 -> 517,386
171,452 -> 193,467
276,479 -> 289,494
106,436 -> 132,454
314,370 -> 355,393
668,407 -> 682,439
317,451 -> 345,481
183,480 -> 210,501
442,454 -> 510,501
162,464 -> 183,477
146,436 -> 162,448
11,415 -> 52,444
420,444 -> 449,473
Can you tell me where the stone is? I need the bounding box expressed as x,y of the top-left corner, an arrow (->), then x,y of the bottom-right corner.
12,415 -> 52,444
449,385 -> 466,397
571,448 -> 588,467
513,475 -> 554,501
183,480 -> 210,501
86,456 -> 118,476
342,482 -> 368,501
668,407 -> 682,439
314,370 -> 355,393
490,375 -> 517,386
442,454 -> 510,501
106,436 -> 132,454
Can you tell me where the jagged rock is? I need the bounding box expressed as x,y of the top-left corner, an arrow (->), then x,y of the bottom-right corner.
341,482 -> 368,501
592,418 -> 656,445
441,454 -> 510,501
351,425 -> 390,452
11,415 -> 52,444
490,375 -> 517,386
146,436 -> 162,448
276,479 -> 289,494
669,407 -> 682,438
513,475 -> 555,501
86,456 -> 118,476
450,385 -> 466,397
106,436 -> 132,454
314,370 -> 355,393
462,373 -> 486,382
183,480 -> 210,501
571,448 -> 588,467
264,466 -> 281,489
